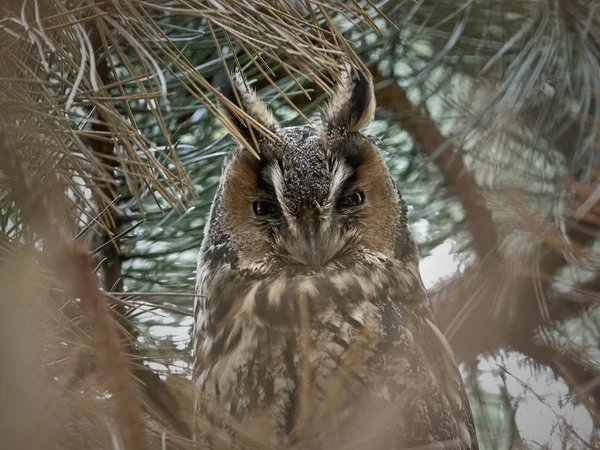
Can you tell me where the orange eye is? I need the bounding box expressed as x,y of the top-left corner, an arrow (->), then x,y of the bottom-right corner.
253,200 -> 279,216
339,190 -> 365,208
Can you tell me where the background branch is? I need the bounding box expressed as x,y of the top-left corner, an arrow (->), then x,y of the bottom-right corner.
370,67 -> 500,262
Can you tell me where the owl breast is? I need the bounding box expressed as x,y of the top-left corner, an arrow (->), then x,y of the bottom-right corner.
193,250 -> 470,449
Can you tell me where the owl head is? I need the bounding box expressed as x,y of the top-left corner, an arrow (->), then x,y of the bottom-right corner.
202,67 -> 417,273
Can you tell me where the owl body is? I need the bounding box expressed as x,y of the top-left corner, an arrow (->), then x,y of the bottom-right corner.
194,70 -> 478,449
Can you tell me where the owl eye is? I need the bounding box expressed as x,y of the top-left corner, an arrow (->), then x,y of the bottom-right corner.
339,190 -> 365,208
253,200 -> 279,217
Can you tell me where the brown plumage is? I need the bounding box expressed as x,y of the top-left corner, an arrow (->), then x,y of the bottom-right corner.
193,67 -> 479,449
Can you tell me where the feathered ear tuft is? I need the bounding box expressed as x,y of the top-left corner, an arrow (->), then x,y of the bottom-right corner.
318,66 -> 375,134
214,69 -> 278,144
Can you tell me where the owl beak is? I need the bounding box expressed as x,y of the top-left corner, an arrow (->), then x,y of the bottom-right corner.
299,211 -> 324,271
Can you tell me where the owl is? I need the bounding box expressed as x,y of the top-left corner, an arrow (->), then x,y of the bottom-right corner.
193,67 -> 479,450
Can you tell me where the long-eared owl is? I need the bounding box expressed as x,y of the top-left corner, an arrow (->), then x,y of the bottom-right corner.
193,67 -> 479,449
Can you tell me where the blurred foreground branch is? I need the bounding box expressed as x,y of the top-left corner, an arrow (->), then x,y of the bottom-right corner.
0,139 -> 146,450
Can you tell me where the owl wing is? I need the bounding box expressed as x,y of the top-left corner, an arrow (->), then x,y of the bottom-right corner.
311,293 -> 478,450
415,314 -> 479,449
358,297 -> 478,450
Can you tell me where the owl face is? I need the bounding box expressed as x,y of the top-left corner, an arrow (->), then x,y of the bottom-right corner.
205,68 -> 412,274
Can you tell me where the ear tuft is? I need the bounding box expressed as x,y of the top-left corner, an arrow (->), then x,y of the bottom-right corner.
318,66 -> 375,134
214,69 -> 278,144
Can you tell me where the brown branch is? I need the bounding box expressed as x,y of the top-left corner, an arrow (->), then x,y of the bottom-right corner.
82,33 -> 192,436
89,14 -> 124,298
85,17 -> 192,440
430,269 -> 598,361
